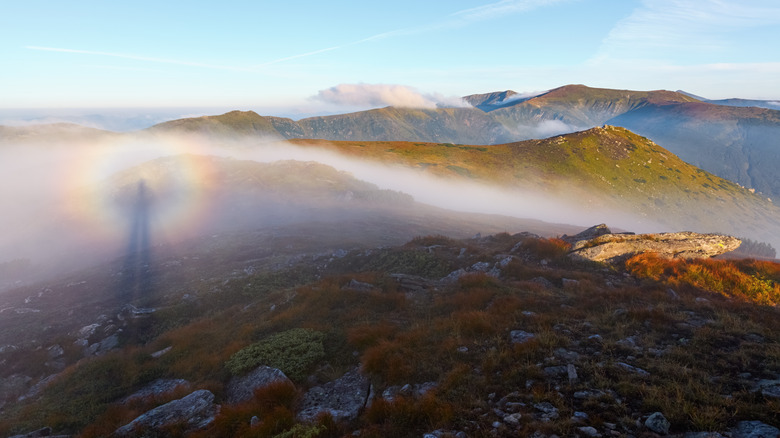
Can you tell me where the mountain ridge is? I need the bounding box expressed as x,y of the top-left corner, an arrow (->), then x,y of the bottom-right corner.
140,84 -> 780,201
4,84 -> 779,201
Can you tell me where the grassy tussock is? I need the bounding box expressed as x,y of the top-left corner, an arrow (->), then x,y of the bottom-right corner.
626,253 -> 780,305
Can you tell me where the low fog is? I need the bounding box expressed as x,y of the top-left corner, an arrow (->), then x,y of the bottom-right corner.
0,129 -> 666,288
515,119 -> 583,139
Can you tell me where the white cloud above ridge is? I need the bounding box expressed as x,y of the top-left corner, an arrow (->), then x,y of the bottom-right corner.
314,83 -> 471,109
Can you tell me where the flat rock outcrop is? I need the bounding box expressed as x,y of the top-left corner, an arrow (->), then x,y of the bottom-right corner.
114,389 -> 218,436
567,227 -> 741,264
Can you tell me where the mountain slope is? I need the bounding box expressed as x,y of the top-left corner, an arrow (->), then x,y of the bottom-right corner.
149,107 -> 512,144
295,106 -> 512,144
287,126 -> 780,249
486,85 -> 780,200
608,101 -> 780,200
147,110 -> 286,137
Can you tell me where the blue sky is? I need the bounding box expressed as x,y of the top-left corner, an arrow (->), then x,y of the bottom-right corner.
2,0 -> 779,119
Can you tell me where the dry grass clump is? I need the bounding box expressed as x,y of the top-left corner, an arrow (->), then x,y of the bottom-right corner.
363,393 -> 454,437
625,253 -> 780,305
519,237 -> 572,260
406,234 -> 460,248
191,380 -> 304,438
79,383 -> 194,438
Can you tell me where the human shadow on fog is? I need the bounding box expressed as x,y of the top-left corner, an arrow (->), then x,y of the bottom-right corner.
118,180 -> 154,301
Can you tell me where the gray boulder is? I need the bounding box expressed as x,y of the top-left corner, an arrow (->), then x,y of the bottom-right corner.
684,433 -> 726,438
533,401 -> 559,420
342,279 -> 376,292
381,382 -> 437,403
510,330 -> 536,344
754,379 -> 780,399
114,389 -> 218,436
1,374 -> 32,405
562,224 -> 614,243
17,374 -> 59,402
225,365 -> 292,404
7,426 -> 71,438
8,427 -> 51,438
731,421 -> 780,438
297,368 -> 371,422
645,412 -> 671,435
121,378 -> 191,404
568,230 -> 741,264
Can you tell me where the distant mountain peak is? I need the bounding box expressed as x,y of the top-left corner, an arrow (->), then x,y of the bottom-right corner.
148,110 -> 281,136
532,84 -> 697,105
676,90 -> 707,101
463,90 -> 541,111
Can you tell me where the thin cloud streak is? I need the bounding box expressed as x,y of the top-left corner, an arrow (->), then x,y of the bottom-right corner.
26,1 -> 569,73
25,45 -> 253,72
252,46 -> 344,67
255,0 -> 571,66
595,0 -> 780,57
452,0 -> 572,21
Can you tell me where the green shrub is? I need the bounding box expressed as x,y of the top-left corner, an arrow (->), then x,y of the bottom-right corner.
272,424 -> 326,438
225,329 -> 325,381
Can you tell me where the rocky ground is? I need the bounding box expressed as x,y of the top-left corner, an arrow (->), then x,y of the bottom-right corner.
1,226 -> 778,437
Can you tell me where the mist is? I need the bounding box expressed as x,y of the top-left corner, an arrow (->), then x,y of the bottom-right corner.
516,119 -> 583,139
0,128 -> 667,289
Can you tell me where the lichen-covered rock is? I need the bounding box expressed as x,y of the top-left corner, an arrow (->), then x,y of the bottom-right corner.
568,230 -> 741,264
297,368 -> 371,423
114,389 -> 218,436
